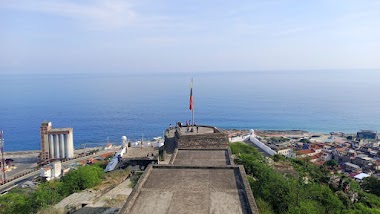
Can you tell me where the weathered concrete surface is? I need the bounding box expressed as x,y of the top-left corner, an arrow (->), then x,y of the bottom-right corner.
74,207 -> 119,214
121,125 -> 259,214
177,126 -> 216,135
173,149 -> 229,166
55,190 -> 98,210
123,167 -> 252,214
85,178 -> 133,208
166,126 -> 217,138
123,147 -> 158,159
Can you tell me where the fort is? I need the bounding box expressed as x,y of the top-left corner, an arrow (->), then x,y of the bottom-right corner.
120,125 -> 259,214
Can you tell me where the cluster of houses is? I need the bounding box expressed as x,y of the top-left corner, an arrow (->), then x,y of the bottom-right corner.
258,130 -> 380,180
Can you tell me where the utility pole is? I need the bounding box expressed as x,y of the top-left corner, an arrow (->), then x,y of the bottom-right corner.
0,131 -> 6,184
141,134 -> 144,149
81,143 -> 87,156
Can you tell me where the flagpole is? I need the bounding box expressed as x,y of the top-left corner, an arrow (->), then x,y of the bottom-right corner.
191,78 -> 194,126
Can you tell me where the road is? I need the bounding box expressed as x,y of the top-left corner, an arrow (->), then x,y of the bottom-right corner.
0,149 -> 116,193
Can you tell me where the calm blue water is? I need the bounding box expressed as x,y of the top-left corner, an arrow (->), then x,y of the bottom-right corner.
1,70 -> 380,151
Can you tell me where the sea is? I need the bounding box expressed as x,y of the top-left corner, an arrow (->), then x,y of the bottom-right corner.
1,70 -> 380,151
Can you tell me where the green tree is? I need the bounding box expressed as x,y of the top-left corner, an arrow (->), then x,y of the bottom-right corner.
0,193 -> 34,214
287,200 -> 320,214
301,183 -> 344,213
230,142 -> 380,214
255,197 -> 275,214
269,137 -> 289,143
358,191 -> 380,208
362,177 -> 380,197
61,164 -> 104,195
336,190 -> 351,209
299,138 -> 310,143
273,154 -> 286,162
230,142 -> 263,160
33,180 -> 64,208
325,160 -> 338,167
351,203 -> 380,214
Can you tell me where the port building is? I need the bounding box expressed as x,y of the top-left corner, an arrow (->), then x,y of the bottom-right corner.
40,121 -> 74,161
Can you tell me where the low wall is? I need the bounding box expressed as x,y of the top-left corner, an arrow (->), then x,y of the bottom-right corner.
229,135 -> 250,143
163,136 -> 177,154
119,164 -> 154,213
5,150 -> 40,155
249,135 -> 277,156
12,157 -> 39,163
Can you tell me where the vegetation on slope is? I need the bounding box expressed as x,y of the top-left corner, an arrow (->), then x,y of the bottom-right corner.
0,164 -> 105,214
230,142 -> 380,214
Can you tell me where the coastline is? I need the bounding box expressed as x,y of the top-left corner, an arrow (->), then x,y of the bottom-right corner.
3,129 -> 365,153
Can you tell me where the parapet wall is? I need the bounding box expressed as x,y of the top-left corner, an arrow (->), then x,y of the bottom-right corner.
163,135 -> 177,154
177,133 -> 229,149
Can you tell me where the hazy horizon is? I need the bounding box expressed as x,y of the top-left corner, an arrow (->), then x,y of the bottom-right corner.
1,69 -> 380,76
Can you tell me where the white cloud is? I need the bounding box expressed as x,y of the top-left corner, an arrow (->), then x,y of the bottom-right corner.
0,0 -> 137,29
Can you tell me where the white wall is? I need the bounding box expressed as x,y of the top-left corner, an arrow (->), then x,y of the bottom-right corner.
249,135 -> 277,156
229,134 -> 250,143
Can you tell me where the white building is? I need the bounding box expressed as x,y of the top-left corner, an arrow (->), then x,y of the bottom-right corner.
40,161 -> 62,181
276,148 -> 295,158
40,166 -> 52,178
40,122 -> 74,161
354,173 -> 370,181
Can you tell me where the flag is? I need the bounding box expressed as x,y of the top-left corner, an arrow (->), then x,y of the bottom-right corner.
189,79 -> 193,110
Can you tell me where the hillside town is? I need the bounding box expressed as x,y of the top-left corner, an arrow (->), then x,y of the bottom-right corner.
227,129 -> 380,180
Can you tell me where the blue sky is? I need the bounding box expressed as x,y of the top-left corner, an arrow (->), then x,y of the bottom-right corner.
1,0 -> 380,73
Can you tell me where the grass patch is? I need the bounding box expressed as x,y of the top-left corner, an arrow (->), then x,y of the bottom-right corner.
129,172 -> 144,188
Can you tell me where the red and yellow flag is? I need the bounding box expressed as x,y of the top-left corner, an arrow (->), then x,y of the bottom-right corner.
189,79 -> 193,110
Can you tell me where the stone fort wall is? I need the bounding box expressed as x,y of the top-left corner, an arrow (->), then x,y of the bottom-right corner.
164,125 -> 228,152
176,132 -> 229,149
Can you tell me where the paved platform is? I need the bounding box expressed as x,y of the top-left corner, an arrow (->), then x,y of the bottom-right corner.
166,126 -> 215,138
122,147 -> 158,159
172,149 -> 230,166
178,126 -> 215,135
123,166 -> 253,214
